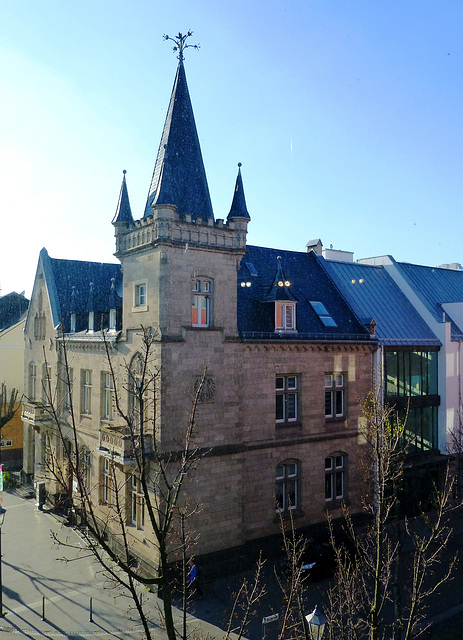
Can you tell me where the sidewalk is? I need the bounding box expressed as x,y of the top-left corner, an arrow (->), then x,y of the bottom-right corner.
0,490 -> 230,639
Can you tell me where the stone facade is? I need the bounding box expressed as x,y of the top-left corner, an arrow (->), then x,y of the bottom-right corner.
21,58 -> 376,575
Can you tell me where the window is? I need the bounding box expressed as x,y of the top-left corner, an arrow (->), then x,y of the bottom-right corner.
42,364 -> 51,403
81,370 -> 92,415
63,368 -> 73,411
101,372 -> 114,421
102,457 -> 112,504
276,376 -> 298,423
275,302 -> 296,331
325,455 -> 346,502
41,431 -> 51,471
80,448 -> 91,491
325,373 -> 346,419
130,475 -> 145,529
34,312 -> 46,340
129,353 -> 151,426
192,279 -> 211,327
29,363 -> 37,401
0,440 -> 12,448
134,283 -> 147,308
275,461 -> 299,512
310,301 -> 337,327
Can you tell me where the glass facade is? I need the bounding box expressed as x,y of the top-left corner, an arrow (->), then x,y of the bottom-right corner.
385,351 -> 437,398
385,350 -> 439,451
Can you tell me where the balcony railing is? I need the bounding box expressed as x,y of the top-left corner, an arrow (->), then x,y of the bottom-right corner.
99,424 -> 153,463
22,402 -> 53,424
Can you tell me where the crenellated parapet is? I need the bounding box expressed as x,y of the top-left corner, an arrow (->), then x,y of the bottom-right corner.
114,204 -> 248,257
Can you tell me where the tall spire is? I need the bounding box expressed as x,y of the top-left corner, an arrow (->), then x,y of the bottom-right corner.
144,38 -> 214,221
227,163 -> 250,221
112,170 -> 134,225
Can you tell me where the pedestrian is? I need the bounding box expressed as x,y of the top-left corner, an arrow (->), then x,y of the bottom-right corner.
188,558 -> 203,599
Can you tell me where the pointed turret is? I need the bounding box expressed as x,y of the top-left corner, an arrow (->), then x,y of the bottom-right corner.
143,60 -> 214,221
227,163 -> 250,221
112,170 -> 134,225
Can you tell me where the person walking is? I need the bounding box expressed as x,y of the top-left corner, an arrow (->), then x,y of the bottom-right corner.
188,559 -> 203,599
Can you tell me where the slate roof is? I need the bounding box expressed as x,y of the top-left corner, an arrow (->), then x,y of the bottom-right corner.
0,292 -> 29,332
394,260 -> 463,339
237,246 -> 372,341
38,248 -> 122,333
227,164 -> 250,221
322,259 -> 440,346
143,61 -> 214,221
112,170 -> 134,225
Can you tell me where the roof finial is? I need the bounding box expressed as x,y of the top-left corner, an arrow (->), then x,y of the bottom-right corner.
163,31 -> 200,62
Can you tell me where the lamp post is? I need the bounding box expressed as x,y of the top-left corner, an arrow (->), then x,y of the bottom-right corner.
305,605 -> 326,640
0,507 -> 6,617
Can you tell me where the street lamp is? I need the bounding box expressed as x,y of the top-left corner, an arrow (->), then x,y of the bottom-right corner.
0,507 -> 6,617
305,605 -> 326,640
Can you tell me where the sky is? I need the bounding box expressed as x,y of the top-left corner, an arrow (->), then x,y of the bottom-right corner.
1,1 -> 463,298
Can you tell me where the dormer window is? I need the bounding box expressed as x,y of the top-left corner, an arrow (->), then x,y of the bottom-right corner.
192,279 -> 211,327
276,302 -> 296,331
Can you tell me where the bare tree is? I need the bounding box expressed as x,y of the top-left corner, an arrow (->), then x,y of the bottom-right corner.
0,383 -> 19,430
38,327 -> 205,640
326,390 -> 459,640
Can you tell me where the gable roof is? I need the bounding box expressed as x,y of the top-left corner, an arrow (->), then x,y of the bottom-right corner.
0,292 -> 29,332
322,259 -> 440,346
143,61 -> 214,221
38,248 -> 122,332
237,246 -> 372,341
394,260 -> 463,339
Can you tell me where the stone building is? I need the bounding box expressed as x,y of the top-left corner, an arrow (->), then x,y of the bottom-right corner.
22,56 -> 376,573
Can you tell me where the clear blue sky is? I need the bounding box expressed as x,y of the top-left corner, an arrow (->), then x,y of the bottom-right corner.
2,1 -> 462,298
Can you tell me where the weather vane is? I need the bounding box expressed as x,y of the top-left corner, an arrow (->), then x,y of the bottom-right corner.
163,31 -> 200,61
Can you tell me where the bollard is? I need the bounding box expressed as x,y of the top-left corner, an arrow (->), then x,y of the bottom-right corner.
89,597 -> 93,623
41,596 -> 45,621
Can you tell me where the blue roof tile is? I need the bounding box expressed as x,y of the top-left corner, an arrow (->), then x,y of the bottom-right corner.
395,260 -> 463,339
40,248 -> 122,332
144,61 -> 214,221
238,246 -> 372,341
227,164 -> 250,221
323,259 -> 440,346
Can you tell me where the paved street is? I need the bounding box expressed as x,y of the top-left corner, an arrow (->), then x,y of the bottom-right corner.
3,488 -> 463,640
0,490 -> 228,639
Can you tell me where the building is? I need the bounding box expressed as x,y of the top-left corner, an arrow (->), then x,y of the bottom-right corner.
0,291 -> 29,470
22,55 -> 376,574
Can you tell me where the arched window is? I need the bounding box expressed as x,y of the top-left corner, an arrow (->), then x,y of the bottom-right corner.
275,460 -> 300,512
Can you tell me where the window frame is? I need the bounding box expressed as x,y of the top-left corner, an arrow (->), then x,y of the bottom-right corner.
102,457 -> 112,505
192,278 -> 212,328
130,474 -> 145,530
29,363 -> 37,401
325,373 -> 346,420
325,454 -> 346,503
275,301 -> 297,332
275,460 -> 300,513
101,371 -> 114,421
133,282 -> 148,311
81,369 -> 92,415
41,363 -> 51,404
276,375 -> 299,424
